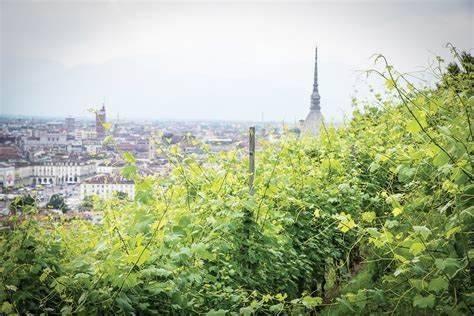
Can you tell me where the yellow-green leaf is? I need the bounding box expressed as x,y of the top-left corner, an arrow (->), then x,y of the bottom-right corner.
361,211 -> 376,223
392,207 -> 403,217
409,242 -> 425,255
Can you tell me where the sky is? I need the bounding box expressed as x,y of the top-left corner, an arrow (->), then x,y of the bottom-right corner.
0,0 -> 473,123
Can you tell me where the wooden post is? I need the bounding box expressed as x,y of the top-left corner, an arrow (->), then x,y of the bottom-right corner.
249,126 -> 255,195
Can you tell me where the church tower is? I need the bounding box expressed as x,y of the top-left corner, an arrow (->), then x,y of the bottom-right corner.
302,47 -> 323,135
96,104 -> 106,139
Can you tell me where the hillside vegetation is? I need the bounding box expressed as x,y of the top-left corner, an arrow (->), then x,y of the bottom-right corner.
1,50 -> 473,315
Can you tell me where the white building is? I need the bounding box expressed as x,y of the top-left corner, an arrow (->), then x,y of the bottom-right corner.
23,132 -> 69,149
0,163 -> 34,188
33,160 -> 96,185
96,160 -> 125,175
0,163 -> 15,188
79,130 -> 97,140
14,164 -> 33,187
80,174 -> 135,200
82,139 -> 102,155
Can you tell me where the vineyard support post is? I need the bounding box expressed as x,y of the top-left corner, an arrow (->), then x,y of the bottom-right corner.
249,126 -> 255,195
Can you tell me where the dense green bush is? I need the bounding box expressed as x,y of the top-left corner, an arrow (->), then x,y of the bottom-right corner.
0,50 -> 472,315
46,194 -> 69,213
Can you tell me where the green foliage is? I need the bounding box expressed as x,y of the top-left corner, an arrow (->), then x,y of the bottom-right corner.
79,195 -> 95,211
114,191 -> 129,200
8,194 -> 36,215
46,194 -> 68,213
0,50 -> 472,314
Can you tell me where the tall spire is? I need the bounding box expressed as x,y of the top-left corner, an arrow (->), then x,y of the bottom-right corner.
310,46 -> 321,111
302,46 -> 324,136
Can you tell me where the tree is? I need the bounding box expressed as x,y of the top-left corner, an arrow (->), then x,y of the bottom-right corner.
441,51 -> 473,93
46,194 -> 68,213
79,196 -> 94,212
9,194 -> 36,215
445,51 -> 473,75
114,191 -> 129,200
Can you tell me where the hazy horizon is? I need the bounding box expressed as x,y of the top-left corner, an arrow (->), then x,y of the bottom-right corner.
1,0 -> 473,122
0,112 -> 289,124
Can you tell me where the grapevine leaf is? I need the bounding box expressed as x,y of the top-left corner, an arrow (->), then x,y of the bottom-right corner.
413,294 -> 435,309
428,277 -> 448,293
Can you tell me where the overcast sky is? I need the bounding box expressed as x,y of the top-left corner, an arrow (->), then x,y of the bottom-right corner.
1,0 -> 472,122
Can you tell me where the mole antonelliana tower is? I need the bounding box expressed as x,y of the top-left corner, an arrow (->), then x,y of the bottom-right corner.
302,47 -> 323,135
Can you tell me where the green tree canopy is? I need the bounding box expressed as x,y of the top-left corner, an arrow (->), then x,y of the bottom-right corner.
9,194 -> 36,215
46,194 -> 68,213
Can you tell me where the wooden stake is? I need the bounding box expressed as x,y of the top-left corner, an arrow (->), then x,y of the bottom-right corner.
249,126 -> 255,195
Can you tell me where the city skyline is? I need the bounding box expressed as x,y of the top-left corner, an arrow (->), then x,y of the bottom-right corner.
1,1 -> 473,122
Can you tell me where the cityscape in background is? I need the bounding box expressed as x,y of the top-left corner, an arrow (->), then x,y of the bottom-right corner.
0,43 -> 328,220
0,108 -> 296,217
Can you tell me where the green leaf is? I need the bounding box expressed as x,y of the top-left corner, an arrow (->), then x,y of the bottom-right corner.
435,258 -> 460,275
178,215 -> 191,227
1,302 -> 13,314
123,151 -> 136,164
5,285 -> 17,292
155,268 -> 172,277
385,78 -> 396,90
78,292 -> 88,305
61,305 -> 73,315
409,279 -> 428,290
393,267 -> 406,277
239,306 -> 254,316
397,165 -> 415,183
121,165 -> 138,179
102,135 -> 115,145
413,226 -> 431,240
269,303 -> 284,312
336,297 -> 355,312
409,242 -> 425,256
192,243 -> 214,260
468,249 -> 474,260
178,247 -> 192,258
369,162 -> 380,172
321,158 -> 343,174
116,293 -> 134,313
406,119 -> 421,133
361,211 -> 376,223
334,212 -> 356,233
445,226 -> 461,238
138,250 -> 151,266
102,122 -> 112,130
428,277 -> 449,293
140,267 -> 172,278
301,296 -> 323,308
40,267 -> 52,282
392,207 -> 403,217
384,220 -> 399,228
206,309 -> 227,316
413,294 -> 435,309
433,151 -> 450,167
127,246 -> 151,266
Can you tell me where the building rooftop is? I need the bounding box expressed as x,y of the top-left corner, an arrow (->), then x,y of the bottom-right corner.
0,146 -> 21,160
0,162 -> 14,168
97,160 -> 126,167
83,174 -> 133,184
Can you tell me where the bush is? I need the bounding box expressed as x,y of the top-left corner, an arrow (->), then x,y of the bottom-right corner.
0,50 -> 472,314
46,194 -> 68,213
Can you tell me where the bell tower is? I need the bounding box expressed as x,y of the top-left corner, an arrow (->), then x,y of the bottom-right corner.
96,104 -> 106,138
